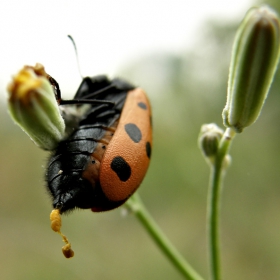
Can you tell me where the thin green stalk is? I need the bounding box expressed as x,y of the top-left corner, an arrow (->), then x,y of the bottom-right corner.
126,193 -> 204,280
207,128 -> 235,280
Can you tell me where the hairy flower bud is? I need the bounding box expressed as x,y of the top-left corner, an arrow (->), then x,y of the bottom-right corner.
198,123 -> 224,164
7,64 -> 65,150
223,6 -> 280,132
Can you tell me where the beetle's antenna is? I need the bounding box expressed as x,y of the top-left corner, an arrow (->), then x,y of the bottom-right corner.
68,35 -> 83,79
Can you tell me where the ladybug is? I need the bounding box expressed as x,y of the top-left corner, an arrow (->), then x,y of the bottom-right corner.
46,74 -> 152,213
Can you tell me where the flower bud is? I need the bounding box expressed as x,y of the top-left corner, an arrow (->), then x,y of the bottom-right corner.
223,6 -> 280,132
198,123 -> 224,164
7,64 -> 65,150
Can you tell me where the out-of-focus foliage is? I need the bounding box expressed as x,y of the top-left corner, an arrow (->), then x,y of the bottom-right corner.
1,5 -> 280,280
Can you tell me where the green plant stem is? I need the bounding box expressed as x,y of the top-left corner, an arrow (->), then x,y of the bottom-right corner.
207,128 -> 236,280
125,193 -> 204,280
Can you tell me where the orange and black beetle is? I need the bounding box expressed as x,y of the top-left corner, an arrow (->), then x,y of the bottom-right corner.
47,75 -> 152,213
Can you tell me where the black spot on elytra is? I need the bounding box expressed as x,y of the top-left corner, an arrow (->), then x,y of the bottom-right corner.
138,102 -> 147,110
125,123 -> 142,143
111,156 -> 131,182
146,142 -> 151,159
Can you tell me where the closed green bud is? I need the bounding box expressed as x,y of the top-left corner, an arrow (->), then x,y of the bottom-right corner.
7,64 -> 65,150
199,123 -> 224,164
223,6 -> 280,132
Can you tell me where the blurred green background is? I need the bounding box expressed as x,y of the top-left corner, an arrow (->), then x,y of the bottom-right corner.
2,1 -> 280,280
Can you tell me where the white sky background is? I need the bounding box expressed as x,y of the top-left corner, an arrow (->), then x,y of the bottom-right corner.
0,0 -> 253,99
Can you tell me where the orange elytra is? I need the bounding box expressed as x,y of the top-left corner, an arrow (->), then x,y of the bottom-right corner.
100,88 -> 152,202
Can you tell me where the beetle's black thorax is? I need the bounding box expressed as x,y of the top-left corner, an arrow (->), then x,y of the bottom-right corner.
46,76 -> 135,213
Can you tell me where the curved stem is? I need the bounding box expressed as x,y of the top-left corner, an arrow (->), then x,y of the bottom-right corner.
207,128 -> 235,280
125,193 -> 204,280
